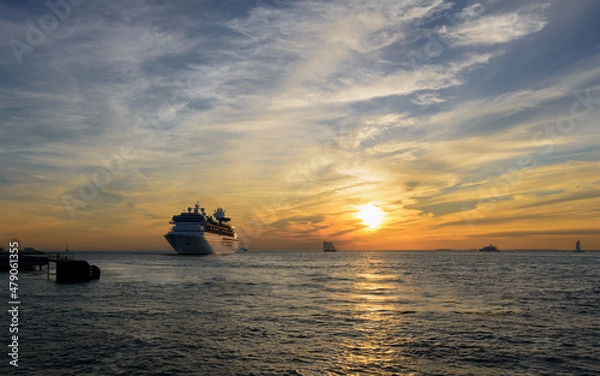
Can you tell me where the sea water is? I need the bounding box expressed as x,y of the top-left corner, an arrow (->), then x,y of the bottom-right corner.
1,250 -> 598,375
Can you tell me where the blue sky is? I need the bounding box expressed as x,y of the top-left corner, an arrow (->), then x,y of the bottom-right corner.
1,0 -> 599,250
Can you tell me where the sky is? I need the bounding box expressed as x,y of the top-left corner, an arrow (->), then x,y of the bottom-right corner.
1,0 -> 599,251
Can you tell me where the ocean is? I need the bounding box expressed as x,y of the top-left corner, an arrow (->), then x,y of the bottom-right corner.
1,250 -> 599,375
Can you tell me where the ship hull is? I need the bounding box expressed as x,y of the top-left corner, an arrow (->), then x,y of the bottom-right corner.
165,232 -> 238,255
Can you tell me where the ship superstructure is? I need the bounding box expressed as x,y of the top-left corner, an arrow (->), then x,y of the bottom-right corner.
164,203 -> 239,255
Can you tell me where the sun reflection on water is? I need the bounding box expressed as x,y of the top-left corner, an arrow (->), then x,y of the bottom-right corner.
330,255 -> 421,375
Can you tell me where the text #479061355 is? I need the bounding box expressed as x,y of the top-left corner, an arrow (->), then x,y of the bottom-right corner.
7,240 -> 20,367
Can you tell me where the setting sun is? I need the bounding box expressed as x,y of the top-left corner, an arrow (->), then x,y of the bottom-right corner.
357,203 -> 384,230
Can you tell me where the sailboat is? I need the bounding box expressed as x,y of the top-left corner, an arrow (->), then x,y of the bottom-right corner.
574,240 -> 583,252
323,241 -> 337,252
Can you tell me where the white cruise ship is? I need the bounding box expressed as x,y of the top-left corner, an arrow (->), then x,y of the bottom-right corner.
164,203 -> 239,255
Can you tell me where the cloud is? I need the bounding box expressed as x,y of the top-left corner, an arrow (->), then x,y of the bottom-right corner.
477,229 -> 600,238
444,8 -> 548,46
411,91 -> 446,105
1,1 -> 599,250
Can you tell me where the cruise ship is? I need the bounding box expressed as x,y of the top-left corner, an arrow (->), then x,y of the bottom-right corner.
164,203 -> 239,255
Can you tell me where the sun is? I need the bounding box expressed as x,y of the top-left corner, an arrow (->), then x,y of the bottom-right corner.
357,203 -> 384,230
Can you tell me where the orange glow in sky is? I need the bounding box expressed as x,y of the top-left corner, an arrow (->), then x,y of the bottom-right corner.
1,2 -> 599,251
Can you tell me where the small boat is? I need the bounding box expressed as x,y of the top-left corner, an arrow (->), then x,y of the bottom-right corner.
323,241 -> 337,252
479,244 -> 499,252
236,247 -> 248,253
574,240 -> 583,252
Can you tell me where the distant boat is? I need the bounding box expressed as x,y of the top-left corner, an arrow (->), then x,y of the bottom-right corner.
236,247 -> 248,253
479,244 -> 499,252
323,241 -> 337,252
574,240 -> 583,252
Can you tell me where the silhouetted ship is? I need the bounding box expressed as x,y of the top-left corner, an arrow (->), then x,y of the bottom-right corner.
479,244 -> 499,252
574,240 -> 583,252
323,241 -> 337,252
165,203 -> 239,255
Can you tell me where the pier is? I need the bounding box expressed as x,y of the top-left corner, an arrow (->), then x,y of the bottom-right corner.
47,252 -> 101,283
0,250 -> 48,271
